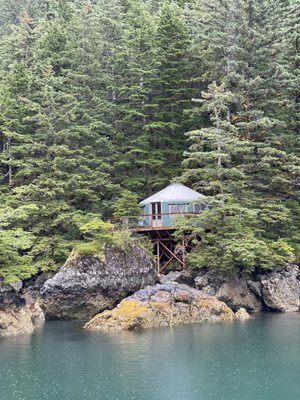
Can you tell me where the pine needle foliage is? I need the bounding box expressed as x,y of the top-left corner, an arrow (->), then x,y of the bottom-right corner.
0,0 -> 298,280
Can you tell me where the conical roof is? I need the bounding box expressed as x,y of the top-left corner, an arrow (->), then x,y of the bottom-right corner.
140,183 -> 205,205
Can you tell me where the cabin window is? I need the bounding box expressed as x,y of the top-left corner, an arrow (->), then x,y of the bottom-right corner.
151,202 -> 162,220
169,204 -> 188,216
194,203 -> 206,213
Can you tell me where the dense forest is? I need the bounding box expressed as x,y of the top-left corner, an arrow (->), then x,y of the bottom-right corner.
0,0 -> 299,281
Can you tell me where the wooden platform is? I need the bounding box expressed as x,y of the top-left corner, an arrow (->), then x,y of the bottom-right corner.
133,226 -> 176,233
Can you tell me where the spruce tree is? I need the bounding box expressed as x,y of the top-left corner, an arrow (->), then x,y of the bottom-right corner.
179,83 -> 296,272
0,0 -> 298,280
112,0 -> 157,195
143,1 -> 196,192
0,3 -> 118,275
182,82 -> 248,197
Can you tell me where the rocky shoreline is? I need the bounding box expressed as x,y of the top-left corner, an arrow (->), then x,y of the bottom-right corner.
0,279 -> 34,336
163,264 -> 300,313
0,246 -> 299,336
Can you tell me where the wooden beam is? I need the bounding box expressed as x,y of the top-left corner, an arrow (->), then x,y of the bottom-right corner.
159,241 -> 184,266
182,239 -> 186,269
149,238 -> 175,243
157,240 -> 160,275
161,255 -> 176,272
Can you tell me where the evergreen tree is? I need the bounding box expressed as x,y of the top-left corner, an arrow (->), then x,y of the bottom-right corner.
182,82 -> 248,197
0,0 -> 298,280
185,0 -> 299,209
179,83 -> 296,272
144,1 -> 195,191
0,3 -> 117,274
113,0 -> 157,195
0,204 -> 38,282
275,0 -> 300,153
112,189 -> 140,219
0,0 -> 50,28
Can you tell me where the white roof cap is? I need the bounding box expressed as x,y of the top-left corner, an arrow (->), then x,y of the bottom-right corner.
140,183 -> 205,205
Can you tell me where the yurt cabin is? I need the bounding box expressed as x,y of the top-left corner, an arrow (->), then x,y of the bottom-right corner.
139,183 -> 205,229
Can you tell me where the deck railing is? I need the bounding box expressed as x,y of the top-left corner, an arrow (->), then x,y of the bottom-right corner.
119,212 -> 200,229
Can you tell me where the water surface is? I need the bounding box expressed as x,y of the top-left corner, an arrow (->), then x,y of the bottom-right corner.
1,314 -> 299,400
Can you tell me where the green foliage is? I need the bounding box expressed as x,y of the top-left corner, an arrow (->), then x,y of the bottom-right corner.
188,237 -> 295,273
0,0 -> 298,280
112,190 -> 140,219
180,77 -> 298,271
75,219 -> 114,256
177,0 -> 299,272
74,241 -> 105,257
177,199 -> 295,273
79,219 -> 114,243
0,206 -> 37,282
75,217 -> 153,259
114,0 -> 197,195
182,82 -> 247,196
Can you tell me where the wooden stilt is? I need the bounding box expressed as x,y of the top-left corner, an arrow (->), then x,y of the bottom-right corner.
136,227 -> 193,274
182,239 -> 186,269
157,240 -> 160,275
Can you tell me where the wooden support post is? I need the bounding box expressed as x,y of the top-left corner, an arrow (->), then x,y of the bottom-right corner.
182,239 -> 186,269
156,240 -> 160,275
136,228 -> 193,274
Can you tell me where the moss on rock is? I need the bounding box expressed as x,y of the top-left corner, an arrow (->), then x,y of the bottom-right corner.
85,283 -> 235,331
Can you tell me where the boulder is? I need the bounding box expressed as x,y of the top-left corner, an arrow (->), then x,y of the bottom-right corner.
260,265 -> 300,312
25,297 -> 45,321
21,272 -> 55,322
84,283 -> 234,331
159,270 -> 196,286
40,244 -> 157,320
235,308 -> 251,320
194,270 -> 263,312
10,280 -> 23,292
194,265 -> 300,313
0,281 -> 34,336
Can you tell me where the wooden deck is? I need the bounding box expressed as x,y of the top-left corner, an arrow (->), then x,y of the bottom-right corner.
125,211 -> 198,231
133,226 -> 176,232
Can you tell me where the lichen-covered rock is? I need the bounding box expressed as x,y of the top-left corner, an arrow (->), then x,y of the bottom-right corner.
0,281 -> 34,336
40,244 -> 156,320
260,265 -> 300,312
84,283 -> 234,331
194,270 -> 263,312
235,308 -> 251,320
159,270 -> 196,286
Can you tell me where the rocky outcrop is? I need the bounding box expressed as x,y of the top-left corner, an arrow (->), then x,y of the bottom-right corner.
194,264 -> 300,313
194,270 -> 263,312
235,308 -> 251,320
40,244 -> 156,320
21,272 -> 55,321
260,265 -> 300,312
84,283 -> 234,331
159,270 -> 197,286
0,281 -> 34,336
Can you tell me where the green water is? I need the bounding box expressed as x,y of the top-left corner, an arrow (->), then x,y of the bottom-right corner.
0,314 -> 300,400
